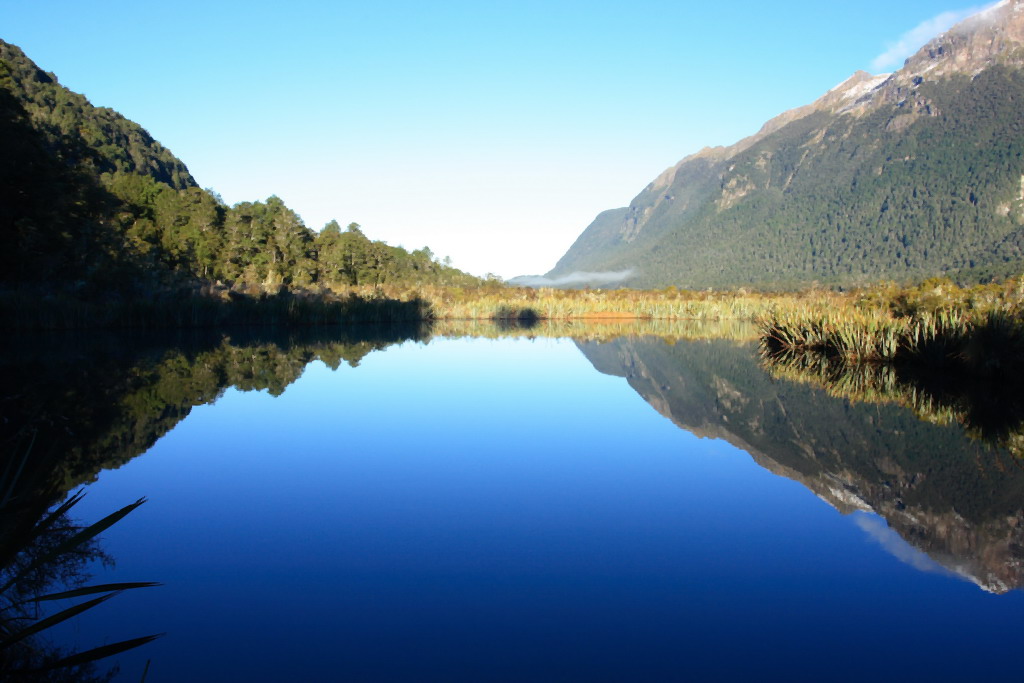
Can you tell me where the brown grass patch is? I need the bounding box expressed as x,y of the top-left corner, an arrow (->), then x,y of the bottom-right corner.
570,311 -> 648,320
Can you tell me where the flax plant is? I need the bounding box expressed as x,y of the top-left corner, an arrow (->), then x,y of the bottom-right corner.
0,492 -> 161,679
759,280 -> 1024,459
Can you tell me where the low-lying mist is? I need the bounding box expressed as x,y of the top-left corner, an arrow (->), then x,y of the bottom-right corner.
508,269 -> 635,288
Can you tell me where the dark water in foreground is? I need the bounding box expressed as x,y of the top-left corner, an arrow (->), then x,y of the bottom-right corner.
4,328 -> 1023,681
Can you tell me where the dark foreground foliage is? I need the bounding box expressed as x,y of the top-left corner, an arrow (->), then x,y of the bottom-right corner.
0,285 -> 432,331
0,493 -> 159,681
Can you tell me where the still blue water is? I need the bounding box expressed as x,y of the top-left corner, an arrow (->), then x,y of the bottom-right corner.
47,336 -> 1024,681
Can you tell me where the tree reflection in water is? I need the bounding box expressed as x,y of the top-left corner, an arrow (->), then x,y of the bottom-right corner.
0,323 -> 431,678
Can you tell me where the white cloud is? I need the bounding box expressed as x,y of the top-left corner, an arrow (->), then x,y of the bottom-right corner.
853,513 -> 952,576
870,5 -> 992,71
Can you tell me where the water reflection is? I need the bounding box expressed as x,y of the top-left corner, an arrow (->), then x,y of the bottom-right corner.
4,324 -> 1024,679
760,344 -> 1024,457
6,323 -> 1024,597
0,323 -> 429,511
0,323 -> 429,675
0,492 -> 157,680
576,335 -> 1024,593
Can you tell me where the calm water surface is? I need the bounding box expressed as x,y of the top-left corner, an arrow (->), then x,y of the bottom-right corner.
9,329 -> 1024,681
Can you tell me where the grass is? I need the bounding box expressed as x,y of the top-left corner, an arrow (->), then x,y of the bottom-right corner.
340,276 -> 1024,326
432,317 -> 759,343
315,282 -> 851,324
757,276 -> 1024,458
0,280 -> 824,330
759,303 -> 1024,372
7,272 -> 1024,347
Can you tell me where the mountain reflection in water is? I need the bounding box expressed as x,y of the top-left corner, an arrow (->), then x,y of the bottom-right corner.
577,335 -> 1024,594
5,325 -> 1023,599
3,324 -> 1024,680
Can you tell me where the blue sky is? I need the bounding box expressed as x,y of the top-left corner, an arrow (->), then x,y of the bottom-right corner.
2,1 -> 994,277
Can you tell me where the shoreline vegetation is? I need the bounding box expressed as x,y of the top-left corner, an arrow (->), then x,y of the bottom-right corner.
6,272 -> 1024,329
755,277 -> 1024,458
8,276 -> 1022,503
432,317 -> 759,343
0,274 -> 831,331
8,277 -> 1024,448
757,276 -> 1024,376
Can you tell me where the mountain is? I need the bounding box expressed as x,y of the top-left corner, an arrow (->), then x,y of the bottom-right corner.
0,40 -> 481,298
0,39 -> 198,288
550,0 -> 1024,289
0,42 -> 195,189
577,335 -> 1024,593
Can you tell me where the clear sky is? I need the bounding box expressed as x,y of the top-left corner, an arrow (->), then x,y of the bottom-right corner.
2,0 -> 995,277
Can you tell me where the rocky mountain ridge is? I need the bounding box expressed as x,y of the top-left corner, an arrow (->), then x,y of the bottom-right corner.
550,0 -> 1024,288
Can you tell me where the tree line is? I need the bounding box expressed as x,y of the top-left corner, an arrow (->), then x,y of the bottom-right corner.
0,39 -> 482,297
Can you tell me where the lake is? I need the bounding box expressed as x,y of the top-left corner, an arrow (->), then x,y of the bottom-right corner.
4,324 -> 1023,681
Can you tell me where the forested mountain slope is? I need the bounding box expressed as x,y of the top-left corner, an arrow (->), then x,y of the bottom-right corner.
550,0 -> 1024,288
0,40 -> 480,295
